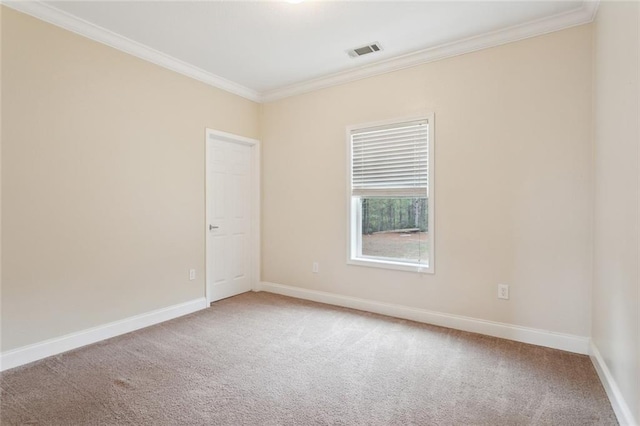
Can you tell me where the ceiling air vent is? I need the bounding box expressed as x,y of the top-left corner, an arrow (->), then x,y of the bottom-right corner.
347,42 -> 383,58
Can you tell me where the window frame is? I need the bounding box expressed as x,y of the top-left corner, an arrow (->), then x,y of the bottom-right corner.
346,114 -> 435,274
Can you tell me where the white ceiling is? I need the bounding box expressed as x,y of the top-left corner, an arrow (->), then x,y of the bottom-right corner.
10,1 -> 595,102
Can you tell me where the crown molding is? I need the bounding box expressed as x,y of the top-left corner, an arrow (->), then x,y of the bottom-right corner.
582,0 -> 601,22
2,1 -> 262,103
261,0 -> 600,103
3,0 -> 599,104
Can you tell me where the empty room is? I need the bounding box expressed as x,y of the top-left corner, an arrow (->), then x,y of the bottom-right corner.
1,0 -> 638,424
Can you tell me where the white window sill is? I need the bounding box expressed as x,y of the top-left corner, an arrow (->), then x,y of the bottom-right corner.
347,257 -> 434,274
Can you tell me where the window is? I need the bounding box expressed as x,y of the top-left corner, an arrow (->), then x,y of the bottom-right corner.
347,116 -> 434,273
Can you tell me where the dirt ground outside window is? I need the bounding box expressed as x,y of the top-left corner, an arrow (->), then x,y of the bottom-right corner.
362,232 -> 429,262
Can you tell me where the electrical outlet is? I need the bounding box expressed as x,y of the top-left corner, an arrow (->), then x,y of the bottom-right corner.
312,262 -> 319,273
498,284 -> 509,300
189,269 -> 196,280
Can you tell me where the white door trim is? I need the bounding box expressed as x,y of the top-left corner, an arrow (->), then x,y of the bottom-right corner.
205,128 -> 261,303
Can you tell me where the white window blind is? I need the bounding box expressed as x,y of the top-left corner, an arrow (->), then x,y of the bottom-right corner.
351,120 -> 429,197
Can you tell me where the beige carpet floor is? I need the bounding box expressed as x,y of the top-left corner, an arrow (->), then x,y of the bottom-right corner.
1,292 -> 616,425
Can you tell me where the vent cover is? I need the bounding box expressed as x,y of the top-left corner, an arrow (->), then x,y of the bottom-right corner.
347,42 -> 383,58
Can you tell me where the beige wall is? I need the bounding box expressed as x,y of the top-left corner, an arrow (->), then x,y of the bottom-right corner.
0,5 -> 3,350
592,1 -> 640,422
261,25 -> 594,337
1,8 -> 259,351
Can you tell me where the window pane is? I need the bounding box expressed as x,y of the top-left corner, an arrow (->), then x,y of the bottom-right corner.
360,197 -> 429,265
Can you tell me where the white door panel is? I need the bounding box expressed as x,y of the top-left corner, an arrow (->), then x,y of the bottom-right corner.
206,138 -> 253,302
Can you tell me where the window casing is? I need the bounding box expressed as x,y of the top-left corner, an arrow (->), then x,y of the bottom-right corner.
347,116 -> 434,273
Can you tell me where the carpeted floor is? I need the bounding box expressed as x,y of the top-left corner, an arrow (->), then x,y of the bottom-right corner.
1,292 -> 617,425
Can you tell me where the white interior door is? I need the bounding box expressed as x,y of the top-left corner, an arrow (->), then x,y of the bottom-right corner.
206,136 -> 253,303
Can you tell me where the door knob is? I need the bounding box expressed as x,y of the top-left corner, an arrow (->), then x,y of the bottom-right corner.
209,225 -> 219,231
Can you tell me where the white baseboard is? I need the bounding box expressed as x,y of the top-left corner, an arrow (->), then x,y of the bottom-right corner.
260,281 -> 590,355
590,341 -> 637,426
0,297 -> 208,372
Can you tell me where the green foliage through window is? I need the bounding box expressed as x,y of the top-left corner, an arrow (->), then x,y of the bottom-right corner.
361,197 -> 428,235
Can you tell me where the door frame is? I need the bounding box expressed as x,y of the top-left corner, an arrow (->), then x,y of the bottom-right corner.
205,128 -> 261,303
